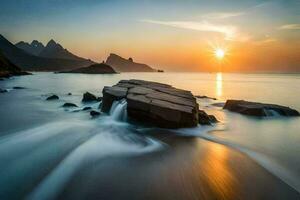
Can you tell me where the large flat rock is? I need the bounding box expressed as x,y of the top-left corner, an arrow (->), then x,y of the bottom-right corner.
102,79 -> 199,128
223,100 -> 300,117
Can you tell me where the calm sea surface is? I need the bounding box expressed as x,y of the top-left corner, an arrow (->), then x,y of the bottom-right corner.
0,72 -> 300,199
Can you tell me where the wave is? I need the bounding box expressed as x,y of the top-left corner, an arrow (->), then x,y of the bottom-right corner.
26,129 -> 163,200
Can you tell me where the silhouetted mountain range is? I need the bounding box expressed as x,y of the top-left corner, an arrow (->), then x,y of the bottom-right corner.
106,53 -> 155,72
15,40 -> 44,56
1,34 -> 157,72
0,35 -> 94,71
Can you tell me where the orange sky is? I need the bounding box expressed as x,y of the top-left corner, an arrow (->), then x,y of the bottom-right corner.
2,0 -> 300,72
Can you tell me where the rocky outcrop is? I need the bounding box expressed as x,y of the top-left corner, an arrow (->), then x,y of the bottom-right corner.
223,100 -> 300,117
90,110 -> 100,117
82,92 -> 99,102
198,110 -> 218,125
62,103 -> 78,107
105,53 -> 155,72
60,63 -> 116,74
102,79 -> 199,128
46,94 -> 59,100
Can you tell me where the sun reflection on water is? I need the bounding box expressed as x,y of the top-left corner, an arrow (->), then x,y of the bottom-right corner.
216,73 -> 223,98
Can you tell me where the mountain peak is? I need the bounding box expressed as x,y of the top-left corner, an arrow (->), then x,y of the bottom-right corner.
46,39 -> 57,47
31,40 -> 44,48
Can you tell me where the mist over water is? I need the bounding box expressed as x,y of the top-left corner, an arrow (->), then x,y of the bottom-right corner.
0,72 -> 300,199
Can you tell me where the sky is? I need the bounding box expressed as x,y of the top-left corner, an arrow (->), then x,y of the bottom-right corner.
0,0 -> 299,72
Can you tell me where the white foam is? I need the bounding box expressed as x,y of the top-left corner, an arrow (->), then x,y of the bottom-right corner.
27,132 -> 163,200
110,99 -> 128,121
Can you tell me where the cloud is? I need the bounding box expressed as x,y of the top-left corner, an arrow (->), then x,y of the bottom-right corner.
203,12 -> 245,19
141,19 -> 239,40
278,24 -> 300,30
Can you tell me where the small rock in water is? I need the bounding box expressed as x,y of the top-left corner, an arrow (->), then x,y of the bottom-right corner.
223,100 -> 300,117
198,110 -> 218,125
46,95 -> 59,100
67,92 -> 72,95
82,106 -> 92,111
90,110 -> 100,117
211,102 -> 225,107
62,103 -> 78,107
0,89 -> 8,93
82,92 -> 98,102
195,95 -> 217,100
13,86 -> 26,89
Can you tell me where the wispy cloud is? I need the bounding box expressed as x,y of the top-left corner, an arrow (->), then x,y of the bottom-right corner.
141,19 -> 240,40
203,12 -> 245,19
278,24 -> 300,30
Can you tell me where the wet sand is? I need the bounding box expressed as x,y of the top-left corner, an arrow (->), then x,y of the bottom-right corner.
57,131 -> 300,200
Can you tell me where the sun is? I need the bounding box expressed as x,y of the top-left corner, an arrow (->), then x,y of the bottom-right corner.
215,48 -> 225,59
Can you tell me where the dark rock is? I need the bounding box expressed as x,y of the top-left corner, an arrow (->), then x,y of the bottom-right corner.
223,100 -> 300,117
82,106 -> 92,111
0,89 -> 8,93
67,92 -> 72,95
211,102 -> 225,107
102,79 -> 199,128
195,95 -> 217,100
198,110 -> 218,125
82,92 -> 98,102
102,86 -> 128,112
46,95 -> 59,100
90,110 -> 100,117
62,103 -> 78,108
13,86 -> 26,89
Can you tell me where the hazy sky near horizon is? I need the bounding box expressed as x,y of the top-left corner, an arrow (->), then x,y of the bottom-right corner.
1,0 -> 300,72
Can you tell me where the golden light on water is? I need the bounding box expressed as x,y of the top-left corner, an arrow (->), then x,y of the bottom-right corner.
216,72 -> 223,98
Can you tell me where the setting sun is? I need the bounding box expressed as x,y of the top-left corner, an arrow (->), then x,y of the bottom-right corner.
215,48 -> 225,59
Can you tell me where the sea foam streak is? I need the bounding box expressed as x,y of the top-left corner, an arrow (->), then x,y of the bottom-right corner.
26,100 -> 164,200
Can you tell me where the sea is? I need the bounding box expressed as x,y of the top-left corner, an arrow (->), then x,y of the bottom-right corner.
0,72 -> 300,200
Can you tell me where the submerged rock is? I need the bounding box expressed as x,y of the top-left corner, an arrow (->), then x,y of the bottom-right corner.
0,88 -> 8,93
223,100 -> 300,117
82,106 -> 92,111
13,86 -> 26,89
102,79 -> 199,128
62,103 -> 78,108
46,95 -> 59,100
90,110 -> 101,117
198,110 -> 218,125
195,95 -> 217,100
82,92 -> 98,102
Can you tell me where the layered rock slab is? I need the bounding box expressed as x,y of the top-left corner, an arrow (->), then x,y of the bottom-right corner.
223,100 -> 300,117
102,79 -> 199,128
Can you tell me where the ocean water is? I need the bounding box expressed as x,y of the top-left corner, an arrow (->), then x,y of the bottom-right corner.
0,72 -> 300,199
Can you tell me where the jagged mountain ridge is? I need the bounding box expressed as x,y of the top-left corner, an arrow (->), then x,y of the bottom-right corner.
15,40 -> 44,56
16,39 -> 88,61
0,35 -> 94,71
